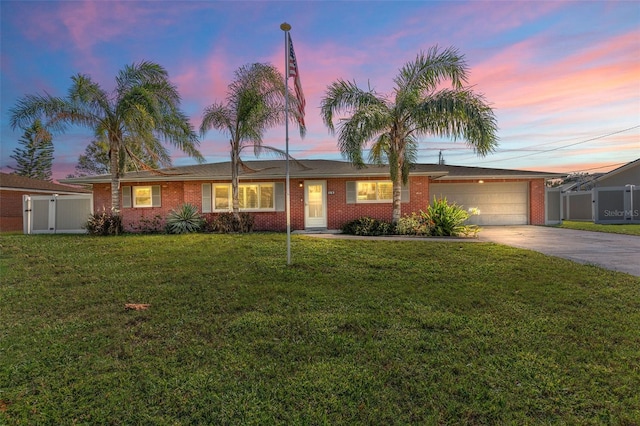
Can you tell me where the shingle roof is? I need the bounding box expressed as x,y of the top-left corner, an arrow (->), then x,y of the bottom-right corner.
60,159 -> 562,184
0,172 -> 91,193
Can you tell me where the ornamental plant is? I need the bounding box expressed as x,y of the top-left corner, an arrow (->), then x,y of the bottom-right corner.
424,197 -> 474,237
84,210 -> 123,236
206,212 -> 255,233
396,198 -> 479,237
341,217 -> 394,236
396,212 -> 431,236
165,203 -> 204,234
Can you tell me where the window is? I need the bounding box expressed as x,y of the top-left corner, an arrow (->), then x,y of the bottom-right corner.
206,183 -> 276,211
356,181 -> 393,202
122,185 -> 161,208
214,185 -> 230,210
346,180 -> 409,204
134,187 -> 152,207
239,185 -> 259,209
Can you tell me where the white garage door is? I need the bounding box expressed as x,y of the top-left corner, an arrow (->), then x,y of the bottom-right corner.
430,182 -> 529,225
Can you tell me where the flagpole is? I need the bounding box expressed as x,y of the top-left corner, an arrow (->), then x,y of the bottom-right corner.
280,22 -> 292,265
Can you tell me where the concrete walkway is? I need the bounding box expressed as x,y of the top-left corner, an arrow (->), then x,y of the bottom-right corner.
478,226 -> 640,277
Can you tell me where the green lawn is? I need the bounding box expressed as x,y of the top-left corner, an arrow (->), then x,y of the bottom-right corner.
1,234 -> 639,424
557,220 -> 640,236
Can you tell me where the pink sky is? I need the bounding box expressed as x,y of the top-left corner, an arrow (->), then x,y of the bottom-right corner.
1,1 -> 638,180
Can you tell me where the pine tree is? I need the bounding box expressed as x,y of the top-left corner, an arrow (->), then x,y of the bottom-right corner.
69,139 -> 110,178
10,119 -> 54,181
68,137 -> 167,178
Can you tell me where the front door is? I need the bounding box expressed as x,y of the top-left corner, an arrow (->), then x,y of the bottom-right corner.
304,180 -> 327,228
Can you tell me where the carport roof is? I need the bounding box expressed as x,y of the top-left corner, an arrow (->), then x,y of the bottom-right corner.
61,160 -> 561,184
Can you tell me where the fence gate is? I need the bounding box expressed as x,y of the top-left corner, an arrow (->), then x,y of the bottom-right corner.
545,187 -> 562,225
23,194 -> 93,234
593,185 -> 639,224
563,190 -> 593,221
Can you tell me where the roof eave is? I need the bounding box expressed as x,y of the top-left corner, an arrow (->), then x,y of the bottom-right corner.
433,173 -> 562,181
594,158 -> 639,182
61,170 -> 445,184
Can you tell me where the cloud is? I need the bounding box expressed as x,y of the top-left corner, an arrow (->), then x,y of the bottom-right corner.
13,1 -> 213,77
173,47 -> 237,120
441,0 -> 566,39
471,29 -> 639,108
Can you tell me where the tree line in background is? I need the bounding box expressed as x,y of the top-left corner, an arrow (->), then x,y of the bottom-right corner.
9,45 -> 498,224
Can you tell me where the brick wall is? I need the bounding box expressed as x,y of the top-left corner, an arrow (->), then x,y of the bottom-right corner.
326,176 -> 431,229
529,179 -> 546,225
93,182 -> 184,231
92,184 -> 111,213
0,190 -> 26,232
91,175 -> 548,231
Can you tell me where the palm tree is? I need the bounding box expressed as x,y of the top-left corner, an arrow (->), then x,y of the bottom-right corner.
321,46 -> 498,224
10,61 -> 203,210
199,63 -> 305,220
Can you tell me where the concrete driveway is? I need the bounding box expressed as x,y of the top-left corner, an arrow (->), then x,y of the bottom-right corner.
478,226 -> 640,277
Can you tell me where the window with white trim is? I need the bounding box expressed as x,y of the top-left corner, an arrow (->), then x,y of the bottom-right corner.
207,183 -> 275,211
133,186 -> 153,207
346,181 -> 409,204
122,185 -> 161,208
214,185 -> 230,210
357,181 -> 393,202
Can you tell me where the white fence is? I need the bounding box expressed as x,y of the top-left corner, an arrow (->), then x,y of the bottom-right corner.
23,194 -> 93,234
546,185 -> 639,224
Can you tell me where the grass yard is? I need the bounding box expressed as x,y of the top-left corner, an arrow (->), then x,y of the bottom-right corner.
557,220 -> 640,236
1,233 -> 639,424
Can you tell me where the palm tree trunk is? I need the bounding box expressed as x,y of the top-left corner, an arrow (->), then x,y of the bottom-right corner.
110,142 -> 121,212
392,172 -> 402,225
231,146 -> 240,221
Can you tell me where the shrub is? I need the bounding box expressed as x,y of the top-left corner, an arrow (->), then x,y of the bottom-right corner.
85,210 -> 123,236
129,215 -> 164,234
424,197 -> 473,237
341,217 -> 394,236
165,203 -> 205,234
396,212 -> 431,236
208,212 -> 255,233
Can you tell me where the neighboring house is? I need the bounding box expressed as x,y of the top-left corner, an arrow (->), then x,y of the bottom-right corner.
591,158 -> 639,224
592,158 -> 639,188
558,158 -> 639,223
62,160 -> 560,231
0,173 -> 91,232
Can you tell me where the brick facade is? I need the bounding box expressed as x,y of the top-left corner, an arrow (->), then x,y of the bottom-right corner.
92,175 -> 548,232
0,190 -> 28,232
529,178 -> 546,225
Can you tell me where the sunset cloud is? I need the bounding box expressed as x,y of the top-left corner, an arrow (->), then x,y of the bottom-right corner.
1,1 -> 637,179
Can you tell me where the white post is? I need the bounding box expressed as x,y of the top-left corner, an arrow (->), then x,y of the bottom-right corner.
23,195 -> 32,235
280,22 -> 292,265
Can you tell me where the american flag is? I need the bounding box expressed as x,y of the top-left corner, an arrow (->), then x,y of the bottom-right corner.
287,33 -> 305,128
